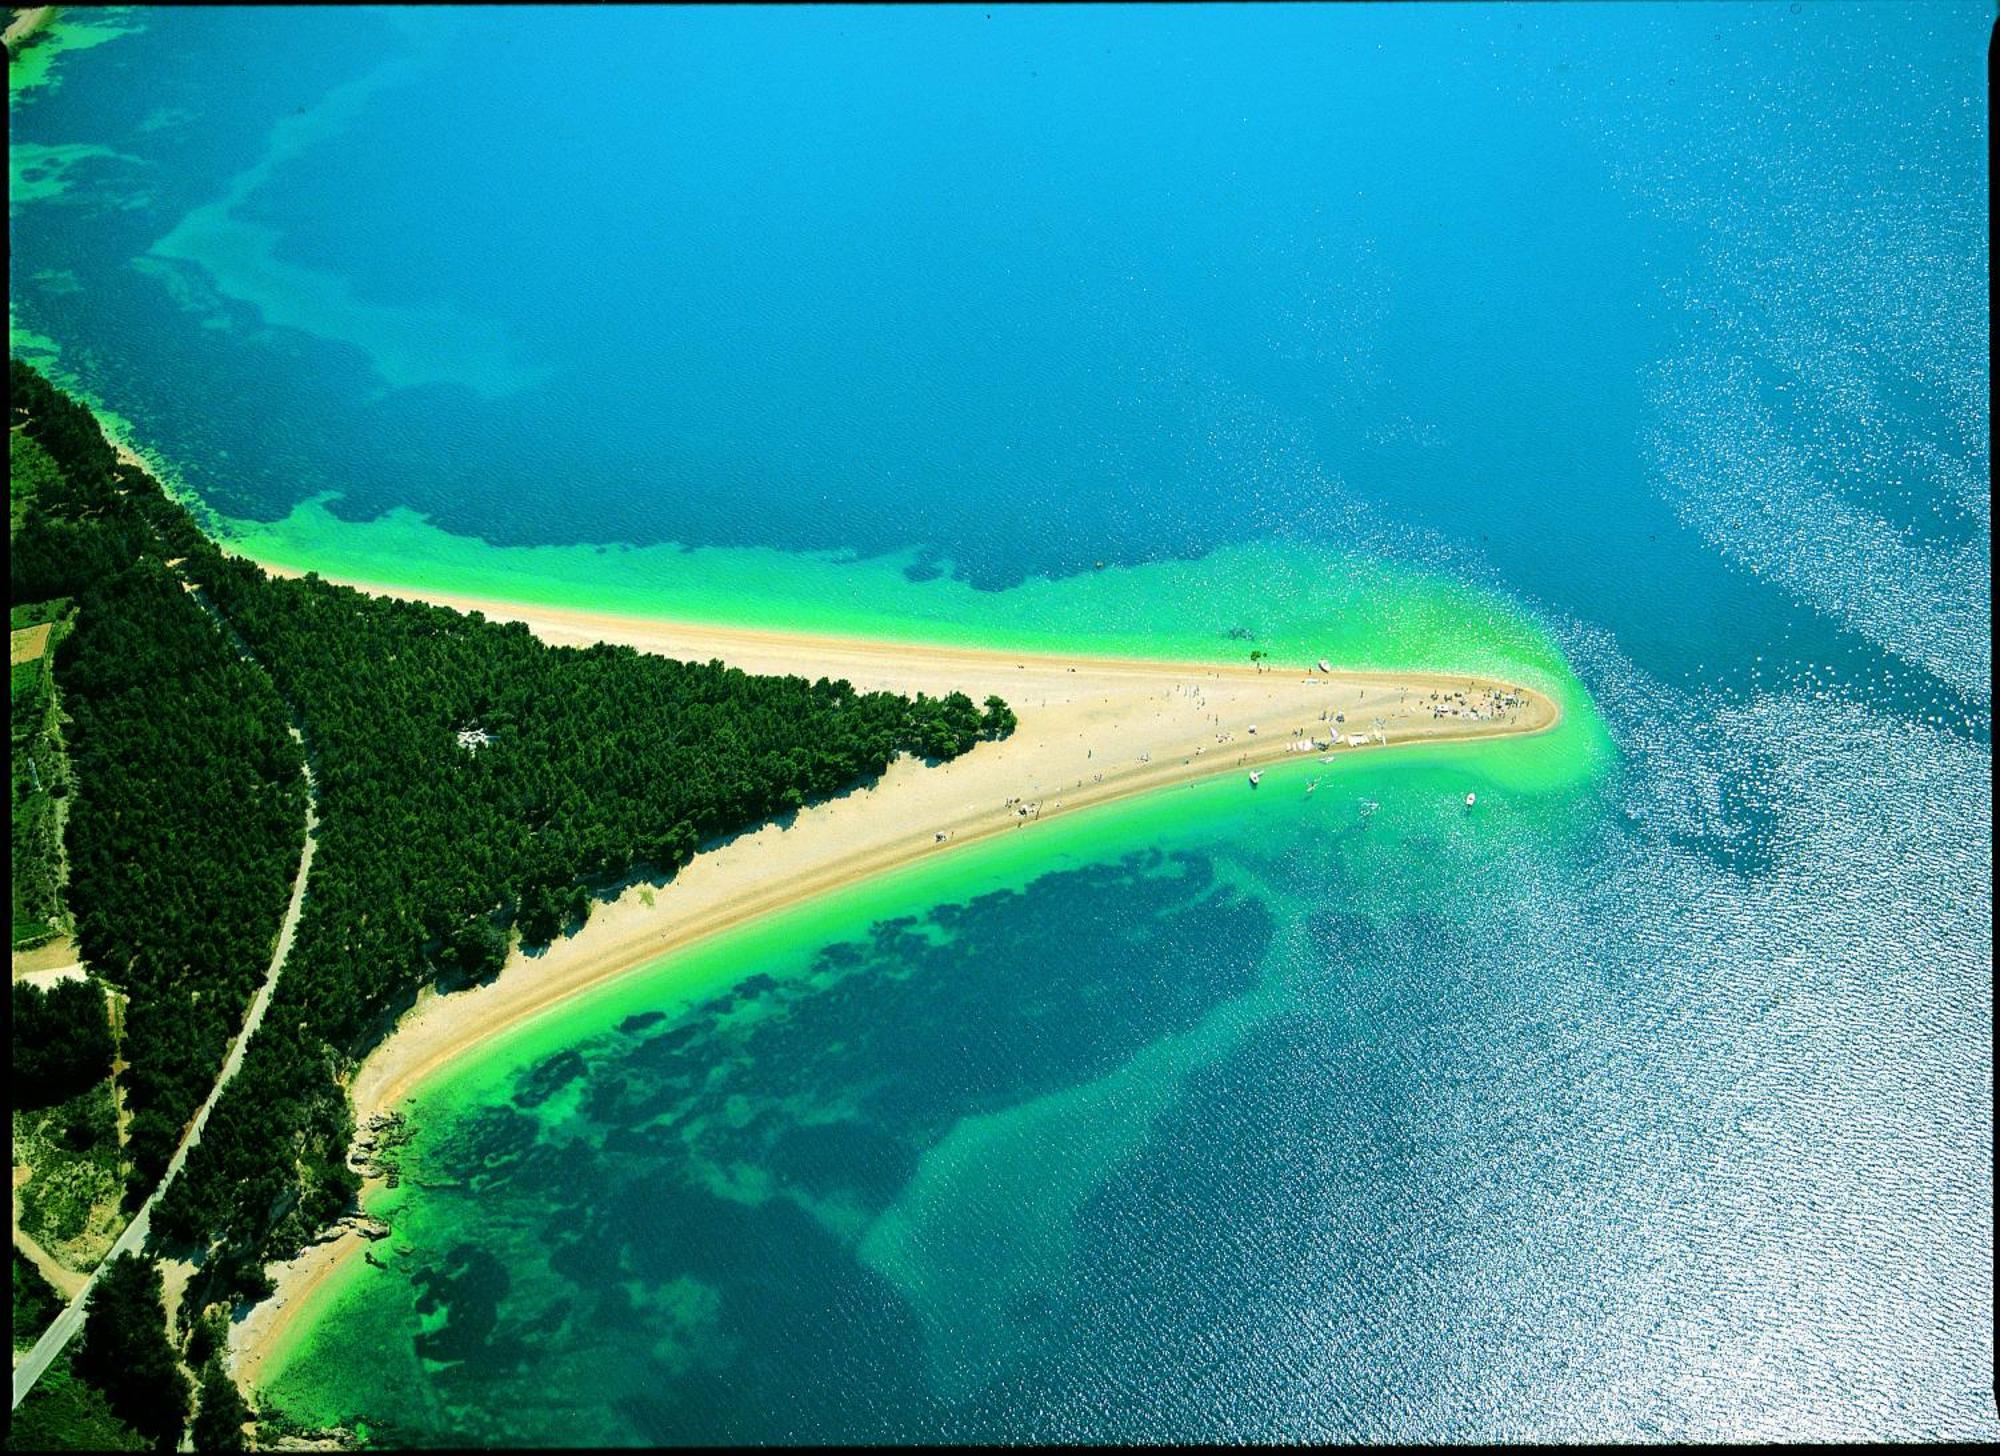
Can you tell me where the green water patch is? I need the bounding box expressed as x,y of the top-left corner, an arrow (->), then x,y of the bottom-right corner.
5,358 -> 1613,791
264,837 -> 1289,1440
3,322 -> 217,536
7,141 -> 143,210
409,731 -> 1602,1134
27,267 -> 82,294
854,968 -> 1284,1400
141,47 -> 546,399
226,492 -> 1554,668
223,495 -> 1614,777
259,728 -> 1607,1440
6,8 -> 145,109
847,738 -> 1604,1397
7,311 -> 62,369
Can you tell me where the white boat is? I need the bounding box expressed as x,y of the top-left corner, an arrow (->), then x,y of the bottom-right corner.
1464,792 -> 1476,807
1248,771 -> 1262,786
1317,659 -> 1331,673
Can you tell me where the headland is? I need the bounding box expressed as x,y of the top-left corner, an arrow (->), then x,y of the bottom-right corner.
229,571 -> 1558,1391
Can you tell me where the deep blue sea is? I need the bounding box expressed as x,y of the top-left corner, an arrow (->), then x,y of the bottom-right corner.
9,2 -> 1993,1442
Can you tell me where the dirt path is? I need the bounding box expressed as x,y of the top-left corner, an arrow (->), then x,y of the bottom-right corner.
11,1167 -> 87,1310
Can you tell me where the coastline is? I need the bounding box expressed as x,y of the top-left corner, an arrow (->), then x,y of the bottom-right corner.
2,8 -> 55,54
229,571 -> 1560,1396
254,569 -> 1577,705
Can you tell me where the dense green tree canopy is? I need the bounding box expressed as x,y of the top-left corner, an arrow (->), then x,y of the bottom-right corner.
190,1359 -> 250,1452
9,359 -> 1012,1339
72,1253 -> 189,1451
11,362 -> 306,1198
9,980 -> 114,1110
12,1248 -> 64,1341
3,1352 -> 147,1453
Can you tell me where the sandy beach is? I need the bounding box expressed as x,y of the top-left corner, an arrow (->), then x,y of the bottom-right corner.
228,574 -> 1558,1391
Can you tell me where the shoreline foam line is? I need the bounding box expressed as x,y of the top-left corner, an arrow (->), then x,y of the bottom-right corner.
227,571 -> 1559,1393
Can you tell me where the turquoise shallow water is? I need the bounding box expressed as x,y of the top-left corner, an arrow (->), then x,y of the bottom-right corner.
10,2 -> 1994,1441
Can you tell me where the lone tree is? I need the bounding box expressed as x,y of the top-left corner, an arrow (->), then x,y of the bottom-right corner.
981,694 -> 1018,739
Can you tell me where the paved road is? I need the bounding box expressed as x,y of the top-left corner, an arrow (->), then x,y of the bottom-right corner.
12,587 -> 319,1410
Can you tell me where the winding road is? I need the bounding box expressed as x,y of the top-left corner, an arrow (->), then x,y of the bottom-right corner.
11,583 -> 319,1410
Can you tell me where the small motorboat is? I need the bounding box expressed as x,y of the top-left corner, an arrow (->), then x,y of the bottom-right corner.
1464,792 -> 1477,808
1248,771 -> 1262,787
